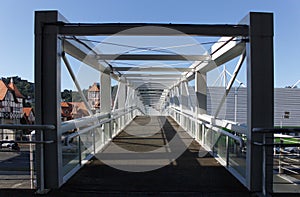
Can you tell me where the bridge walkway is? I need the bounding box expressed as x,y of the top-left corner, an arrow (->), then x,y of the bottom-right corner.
48,116 -> 252,196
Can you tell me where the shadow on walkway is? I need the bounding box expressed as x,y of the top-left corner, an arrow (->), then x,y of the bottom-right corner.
0,116 -> 255,196
50,116 -> 253,196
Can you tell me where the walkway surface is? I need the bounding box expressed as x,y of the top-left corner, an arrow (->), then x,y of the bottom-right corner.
1,116 -> 255,196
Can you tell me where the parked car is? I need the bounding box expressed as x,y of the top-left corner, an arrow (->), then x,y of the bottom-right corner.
285,147 -> 300,154
1,141 -> 20,151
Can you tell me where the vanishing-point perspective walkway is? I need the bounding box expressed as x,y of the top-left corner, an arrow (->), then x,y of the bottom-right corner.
46,116 -> 252,196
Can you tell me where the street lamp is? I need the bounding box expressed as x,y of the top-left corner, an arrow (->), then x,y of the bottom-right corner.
234,82 -> 243,122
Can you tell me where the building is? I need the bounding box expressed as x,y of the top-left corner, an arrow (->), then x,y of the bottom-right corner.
61,102 -> 89,121
22,107 -> 35,124
204,87 -> 300,128
88,83 -> 100,112
0,79 -> 25,140
61,102 -> 73,121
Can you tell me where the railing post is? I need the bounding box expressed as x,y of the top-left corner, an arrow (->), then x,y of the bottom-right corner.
279,138 -> 283,174
93,129 -> 96,154
78,136 -> 82,165
226,135 -> 229,167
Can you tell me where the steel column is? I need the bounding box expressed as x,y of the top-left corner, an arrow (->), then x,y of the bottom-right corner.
242,12 -> 274,194
100,73 -> 112,139
35,11 -> 64,190
181,81 -> 189,111
118,82 -> 127,110
195,71 -> 207,114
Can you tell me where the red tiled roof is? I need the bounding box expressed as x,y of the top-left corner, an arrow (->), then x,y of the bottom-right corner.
70,102 -> 89,116
88,83 -> 100,92
61,102 -> 70,107
8,81 -> 25,98
0,80 -> 8,101
23,107 -> 34,117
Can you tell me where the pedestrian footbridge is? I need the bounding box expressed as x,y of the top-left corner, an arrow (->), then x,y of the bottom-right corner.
1,10 -> 299,196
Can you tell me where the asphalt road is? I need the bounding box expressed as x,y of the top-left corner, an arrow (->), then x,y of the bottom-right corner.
0,149 -> 33,189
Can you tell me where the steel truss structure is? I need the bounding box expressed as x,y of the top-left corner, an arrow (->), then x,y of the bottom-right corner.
35,11 -> 274,195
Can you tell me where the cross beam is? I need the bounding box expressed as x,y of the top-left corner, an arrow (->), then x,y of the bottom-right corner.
58,23 -> 249,37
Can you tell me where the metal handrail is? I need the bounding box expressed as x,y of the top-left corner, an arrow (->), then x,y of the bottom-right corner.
0,140 -> 54,144
168,107 -> 245,146
0,124 -> 55,130
252,128 -> 300,146
253,127 -> 300,134
61,113 -> 110,134
64,106 -> 140,141
60,106 -> 139,134
253,127 -> 300,195
169,106 -> 247,134
206,124 -> 244,148
0,124 -> 56,144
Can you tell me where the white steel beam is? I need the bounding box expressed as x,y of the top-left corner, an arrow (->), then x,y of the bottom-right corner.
184,38 -> 246,81
113,67 -> 193,72
122,74 -> 182,78
195,72 -> 207,114
96,54 -> 210,61
63,39 -> 120,81
213,51 -> 246,118
100,73 -> 112,113
62,53 -> 93,115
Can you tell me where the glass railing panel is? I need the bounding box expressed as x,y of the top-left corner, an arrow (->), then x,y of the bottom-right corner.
228,137 -> 246,178
62,135 -> 80,176
214,134 -> 227,162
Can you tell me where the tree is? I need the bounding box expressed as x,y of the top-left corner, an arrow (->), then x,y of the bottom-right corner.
61,89 -> 72,102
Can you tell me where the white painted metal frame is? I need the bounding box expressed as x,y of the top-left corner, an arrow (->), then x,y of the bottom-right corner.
35,11 -> 274,195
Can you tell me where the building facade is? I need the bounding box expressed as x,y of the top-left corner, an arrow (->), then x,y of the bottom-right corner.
0,79 -> 25,140
88,83 -> 100,112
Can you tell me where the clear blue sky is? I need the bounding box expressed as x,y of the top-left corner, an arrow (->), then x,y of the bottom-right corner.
0,0 -> 299,88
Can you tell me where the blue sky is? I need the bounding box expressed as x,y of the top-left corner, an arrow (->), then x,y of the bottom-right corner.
0,0 -> 299,88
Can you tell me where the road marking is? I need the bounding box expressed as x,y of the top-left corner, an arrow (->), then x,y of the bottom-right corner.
278,174 -> 297,185
11,183 -> 23,188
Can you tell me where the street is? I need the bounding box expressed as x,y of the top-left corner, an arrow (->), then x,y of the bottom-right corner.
0,147 -> 34,189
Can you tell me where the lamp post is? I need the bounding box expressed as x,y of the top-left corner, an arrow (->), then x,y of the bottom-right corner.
234,83 -> 243,122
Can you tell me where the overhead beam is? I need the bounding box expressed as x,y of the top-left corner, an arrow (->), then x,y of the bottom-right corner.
139,92 -> 163,95
63,39 -> 120,80
138,89 -> 164,91
128,78 -> 178,82
58,23 -> 249,37
114,67 -> 193,72
96,54 -> 210,61
197,42 -> 245,73
139,94 -> 162,97
123,74 -> 181,78
127,78 -> 180,82
185,40 -> 246,81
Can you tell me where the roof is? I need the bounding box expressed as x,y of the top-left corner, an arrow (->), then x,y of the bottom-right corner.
88,83 -> 100,92
23,107 -> 34,117
8,80 -> 25,98
70,102 -> 89,116
61,102 -> 71,108
61,102 -> 89,119
0,80 -> 8,101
